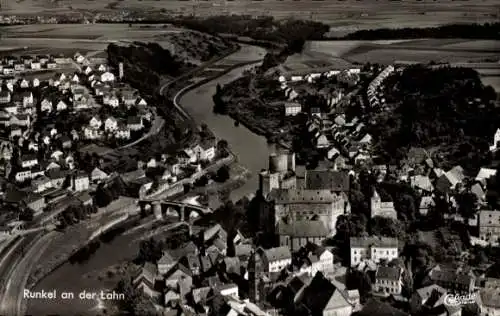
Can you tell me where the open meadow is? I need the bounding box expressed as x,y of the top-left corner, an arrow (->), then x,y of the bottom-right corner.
306,38 -> 500,64
1,0 -> 498,31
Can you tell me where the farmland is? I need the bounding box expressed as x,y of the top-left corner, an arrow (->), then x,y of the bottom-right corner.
1,0 -> 498,32
304,38 -> 500,65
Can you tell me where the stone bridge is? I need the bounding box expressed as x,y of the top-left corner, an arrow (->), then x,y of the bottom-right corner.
138,199 -> 213,222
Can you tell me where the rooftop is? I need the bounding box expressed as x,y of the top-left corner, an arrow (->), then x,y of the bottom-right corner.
350,236 -> 398,248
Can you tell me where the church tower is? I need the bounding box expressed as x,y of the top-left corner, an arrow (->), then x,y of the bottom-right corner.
248,250 -> 263,303
370,189 -> 381,218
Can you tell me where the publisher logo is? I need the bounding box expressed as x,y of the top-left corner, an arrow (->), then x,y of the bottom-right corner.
444,293 -> 477,306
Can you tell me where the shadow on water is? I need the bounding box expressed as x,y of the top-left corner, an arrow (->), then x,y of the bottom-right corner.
68,241 -> 101,265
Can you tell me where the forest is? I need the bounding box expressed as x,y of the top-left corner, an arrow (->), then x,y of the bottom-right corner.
367,65 -> 498,170
340,22 -> 500,40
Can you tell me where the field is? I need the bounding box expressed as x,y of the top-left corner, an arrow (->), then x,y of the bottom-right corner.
306,38 -> 500,64
1,0 -> 498,31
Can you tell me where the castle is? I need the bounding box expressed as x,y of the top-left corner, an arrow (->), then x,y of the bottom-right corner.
259,150 -> 351,250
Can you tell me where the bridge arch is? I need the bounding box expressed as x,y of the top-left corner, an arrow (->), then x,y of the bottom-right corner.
138,199 -> 212,222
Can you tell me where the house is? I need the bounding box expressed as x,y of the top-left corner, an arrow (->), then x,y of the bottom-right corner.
83,66 -> 93,75
410,284 -> 447,314
74,53 -> 86,64
20,154 -> 38,168
104,94 -> 119,108
14,63 -> 25,72
357,299 -> 409,316
480,289 -> 500,316
19,78 -> 29,88
71,172 -> 90,192
283,102 -> 302,116
136,98 -> 147,106
10,114 -> 30,127
370,190 -> 398,219
61,135 -> 72,149
0,91 -> 11,104
429,267 -> 476,294
410,175 -> 434,194
46,61 -> 57,69
278,220 -> 330,252
157,251 -> 176,275
374,266 -> 403,296
72,88 -> 84,101
71,74 -> 79,83
45,161 -> 61,171
294,272 -> 358,316
164,264 -> 193,290
31,61 -> 41,70
115,126 -> 131,139
22,192 -> 46,215
257,246 -> 292,273
100,71 -> 115,82
419,196 -> 435,216
55,100 -> 67,111
46,169 -> 68,187
75,191 -> 93,206
89,116 -> 102,129
40,99 -> 53,112
350,236 -> 399,267
32,176 -> 53,193
478,210 -> 500,244
295,243 -> 335,277
316,134 -> 330,149
15,168 -> 32,182
127,116 -> 143,131
476,168 -> 497,187
50,150 -> 64,161
90,167 -> 108,183
10,128 -> 22,139
193,140 -> 216,162
84,127 -> 103,140
104,117 -> 118,132
122,91 -> 137,106
133,262 -> 162,298
216,283 -> 239,298
359,133 -> 372,145
22,91 -> 34,107
97,64 -> 107,72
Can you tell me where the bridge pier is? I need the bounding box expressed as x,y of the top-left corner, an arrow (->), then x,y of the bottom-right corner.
179,205 -> 185,222
153,202 -> 162,220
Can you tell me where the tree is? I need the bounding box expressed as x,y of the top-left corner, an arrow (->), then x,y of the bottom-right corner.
216,165 -> 230,182
369,216 -> 405,239
345,268 -> 372,302
135,237 -> 164,264
19,208 -> 34,222
456,192 -> 478,222
115,278 -> 156,316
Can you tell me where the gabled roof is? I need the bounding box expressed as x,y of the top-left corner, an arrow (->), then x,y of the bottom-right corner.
261,246 -> 291,263
416,284 -> 446,301
305,170 -> 350,191
357,299 -> 409,316
376,266 -> 402,281
277,220 -> 329,237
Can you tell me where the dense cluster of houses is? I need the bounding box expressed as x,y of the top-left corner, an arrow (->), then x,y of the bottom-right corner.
0,53 -> 224,239
367,65 -> 394,108
0,54 -> 65,75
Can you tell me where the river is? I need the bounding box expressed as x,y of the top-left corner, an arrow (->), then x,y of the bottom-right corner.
179,63 -> 271,202
26,230 -> 142,315
25,60 -> 269,316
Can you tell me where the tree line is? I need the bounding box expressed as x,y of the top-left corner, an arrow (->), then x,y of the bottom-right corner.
339,22 -> 500,40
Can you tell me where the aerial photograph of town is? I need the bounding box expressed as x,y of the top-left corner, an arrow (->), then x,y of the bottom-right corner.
0,0 -> 498,315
